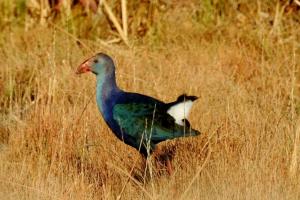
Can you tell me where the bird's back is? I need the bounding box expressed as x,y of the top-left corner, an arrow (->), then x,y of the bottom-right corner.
107,92 -> 199,156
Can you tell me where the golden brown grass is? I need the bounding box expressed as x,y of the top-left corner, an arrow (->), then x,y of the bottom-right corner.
1,1 -> 300,199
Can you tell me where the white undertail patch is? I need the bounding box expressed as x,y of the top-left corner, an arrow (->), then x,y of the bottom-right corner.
167,100 -> 194,125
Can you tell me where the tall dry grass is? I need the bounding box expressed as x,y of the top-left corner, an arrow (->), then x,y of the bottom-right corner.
0,0 -> 300,199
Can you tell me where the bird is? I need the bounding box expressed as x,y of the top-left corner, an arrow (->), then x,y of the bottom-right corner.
76,53 -> 200,174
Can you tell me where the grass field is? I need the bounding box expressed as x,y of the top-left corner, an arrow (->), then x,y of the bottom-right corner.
0,0 -> 300,199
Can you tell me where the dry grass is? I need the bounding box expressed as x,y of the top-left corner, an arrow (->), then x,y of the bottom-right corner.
1,0 -> 300,199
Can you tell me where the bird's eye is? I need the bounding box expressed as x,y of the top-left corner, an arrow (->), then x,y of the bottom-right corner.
93,59 -> 98,63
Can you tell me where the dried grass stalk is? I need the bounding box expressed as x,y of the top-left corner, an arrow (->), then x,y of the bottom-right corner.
121,0 -> 128,38
290,117 -> 300,178
101,0 -> 129,46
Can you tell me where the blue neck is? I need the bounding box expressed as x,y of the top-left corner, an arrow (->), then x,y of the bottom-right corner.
96,71 -> 121,120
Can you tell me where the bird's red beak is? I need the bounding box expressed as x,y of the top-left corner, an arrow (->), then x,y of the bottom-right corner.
76,60 -> 92,74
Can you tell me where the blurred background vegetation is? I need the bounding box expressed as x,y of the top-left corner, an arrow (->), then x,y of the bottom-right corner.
1,0 -> 299,45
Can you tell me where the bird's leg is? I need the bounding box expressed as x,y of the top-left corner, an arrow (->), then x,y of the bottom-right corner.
153,147 -> 174,175
165,156 -> 173,175
160,153 -> 173,175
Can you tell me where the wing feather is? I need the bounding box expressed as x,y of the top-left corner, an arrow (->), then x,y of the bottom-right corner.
112,103 -> 199,146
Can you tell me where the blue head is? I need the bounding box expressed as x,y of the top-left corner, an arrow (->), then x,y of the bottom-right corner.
76,53 -> 120,114
76,53 -> 115,76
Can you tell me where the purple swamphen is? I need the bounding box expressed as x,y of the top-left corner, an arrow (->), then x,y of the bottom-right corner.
76,53 -> 200,174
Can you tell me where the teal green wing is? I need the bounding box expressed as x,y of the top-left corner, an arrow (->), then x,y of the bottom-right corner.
112,103 -> 199,147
